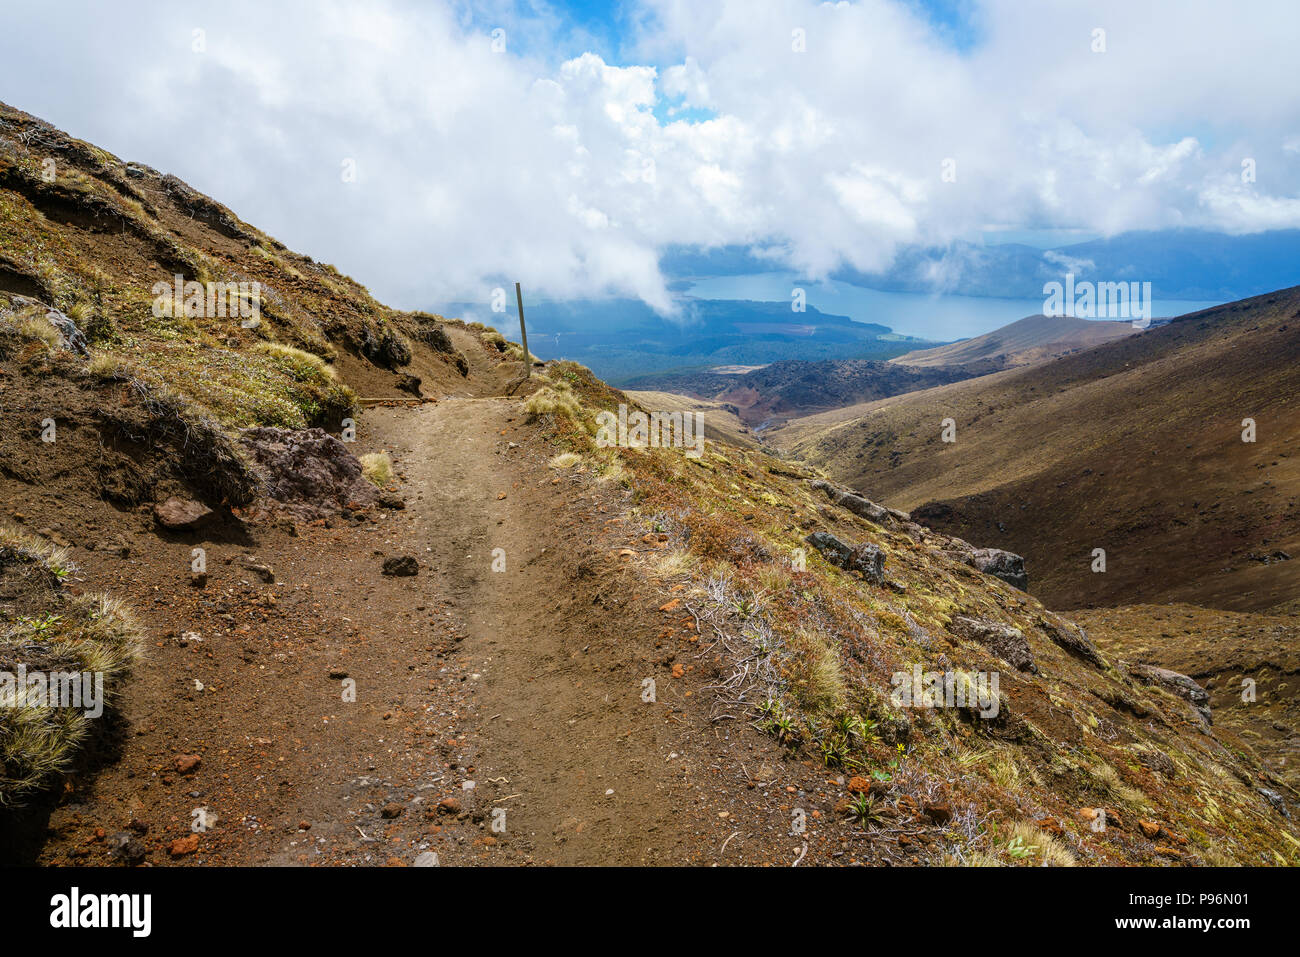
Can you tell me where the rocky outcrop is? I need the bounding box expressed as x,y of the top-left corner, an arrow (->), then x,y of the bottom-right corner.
951,615 -> 1037,673
395,373 -> 422,396
809,479 -> 892,525
239,427 -> 375,518
360,322 -> 411,368
805,531 -> 885,584
807,479 -> 1027,591
412,317 -> 470,376
968,548 -> 1028,590
1038,614 -> 1106,668
1130,665 -> 1212,726
44,306 -> 89,356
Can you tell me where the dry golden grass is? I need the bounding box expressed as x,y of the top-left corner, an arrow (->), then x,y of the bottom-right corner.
653,549 -> 699,579
785,624 -> 846,716
1091,761 -> 1151,809
1006,821 -> 1076,867
359,451 -> 394,487
525,385 -> 582,420
944,850 -> 1003,867
252,341 -> 336,383
0,524 -> 144,806
87,351 -> 126,379
16,315 -> 59,348
754,563 -> 793,595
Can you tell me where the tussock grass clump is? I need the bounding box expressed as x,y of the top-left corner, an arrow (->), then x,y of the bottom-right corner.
0,525 -> 144,806
1090,761 -> 1151,809
359,451 -> 394,487
594,459 -> 627,485
785,624 -> 847,716
15,314 -> 59,348
525,385 -> 582,420
252,341 -> 336,384
1005,821 -> 1076,867
754,563 -> 793,596
64,300 -> 93,324
990,753 -> 1022,790
481,330 -> 507,351
653,549 -> 699,579
505,342 -> 539,363
944,850 -> 1004,867
87,351 -> 127,379
548,452 -> 583,469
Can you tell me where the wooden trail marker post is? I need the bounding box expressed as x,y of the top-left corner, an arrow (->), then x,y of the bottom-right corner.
515,281 -> 531,378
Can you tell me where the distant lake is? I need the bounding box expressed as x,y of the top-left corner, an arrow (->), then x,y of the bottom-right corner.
684,272 -> 1225,341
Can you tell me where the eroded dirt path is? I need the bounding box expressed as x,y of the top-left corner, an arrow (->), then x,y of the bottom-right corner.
375,397 -> 713,864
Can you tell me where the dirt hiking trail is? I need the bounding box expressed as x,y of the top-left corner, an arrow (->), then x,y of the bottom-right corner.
6,385 -> 855,867
388,396 -> 695,864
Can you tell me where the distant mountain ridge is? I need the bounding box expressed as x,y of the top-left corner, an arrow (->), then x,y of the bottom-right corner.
625,357 -> 981,429
448,296 -> 930,384
891,314 -> 1140,369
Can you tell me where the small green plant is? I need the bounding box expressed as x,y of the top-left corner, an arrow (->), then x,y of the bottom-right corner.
731,596 -> 756,617
848,793 -> 885,828
754,698 -> 799,746
820,734 -> 849,768
1005,835 -> 1036,860
745,629 -> 771,656
849,714 -> 879,742
16,613 -> 63,637
772,714 -> 799,746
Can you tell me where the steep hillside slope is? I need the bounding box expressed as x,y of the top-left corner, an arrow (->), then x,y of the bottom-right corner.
507,372 -> 1299,865
1072,604 -> 1300,795
890,314 -> 1139,369
0,100 -> 523,819
776,289 -> 1300,612
0,99 -> 517,507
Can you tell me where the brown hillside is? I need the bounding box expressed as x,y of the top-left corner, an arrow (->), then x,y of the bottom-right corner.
777,289 -> 1300,612
890,313 -> 1140,369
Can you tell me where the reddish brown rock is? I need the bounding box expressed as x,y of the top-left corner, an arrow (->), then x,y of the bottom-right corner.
168,835 -> 199,856
437,796 -> 462,815
174,754 -> 201,775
